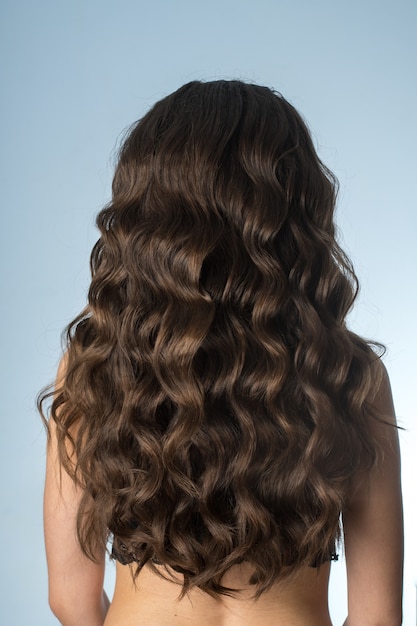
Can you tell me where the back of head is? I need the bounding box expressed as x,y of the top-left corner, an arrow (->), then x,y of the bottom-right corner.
44,80 -> 384,600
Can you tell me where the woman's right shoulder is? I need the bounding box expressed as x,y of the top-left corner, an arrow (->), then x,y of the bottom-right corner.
56,351 -> 69,386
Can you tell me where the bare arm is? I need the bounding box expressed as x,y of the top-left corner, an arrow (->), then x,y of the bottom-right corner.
44,357 -> 110,626
342,362 -> 403,626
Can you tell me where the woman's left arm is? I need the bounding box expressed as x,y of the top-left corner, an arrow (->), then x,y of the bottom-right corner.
44,358 -> 110,626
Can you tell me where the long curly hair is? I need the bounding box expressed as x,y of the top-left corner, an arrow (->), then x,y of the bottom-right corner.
39,80 -> 387,600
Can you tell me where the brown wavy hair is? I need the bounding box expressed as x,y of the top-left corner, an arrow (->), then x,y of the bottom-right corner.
39,79 -> 388,600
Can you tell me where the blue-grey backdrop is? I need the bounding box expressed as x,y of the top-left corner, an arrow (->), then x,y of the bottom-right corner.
1,1 -> 416,623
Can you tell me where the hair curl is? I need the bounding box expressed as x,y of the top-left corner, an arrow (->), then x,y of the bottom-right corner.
39,80 -> 388,600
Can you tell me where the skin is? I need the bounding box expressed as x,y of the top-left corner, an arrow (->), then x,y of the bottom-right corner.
44,358 -> 403,626
104,560 -> 333,626
341,364 -> 404,625
44,360 -> 110,626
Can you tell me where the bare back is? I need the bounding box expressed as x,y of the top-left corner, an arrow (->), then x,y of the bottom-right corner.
44,357 -> 402,626
104,560 -> 332,626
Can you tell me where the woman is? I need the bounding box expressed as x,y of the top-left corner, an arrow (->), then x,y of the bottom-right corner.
40,80 -> 403,626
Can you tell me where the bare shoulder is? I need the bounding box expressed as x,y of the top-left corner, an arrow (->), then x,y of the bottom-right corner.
370,358 -> 398,426
342,358 -> 403,625
44,352 -> 108,623
55,351 -> 69,386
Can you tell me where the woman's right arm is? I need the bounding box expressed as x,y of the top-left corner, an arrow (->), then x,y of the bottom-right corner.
44,356 -> 110,626
342,362 -> 403,626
